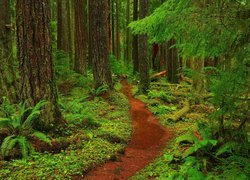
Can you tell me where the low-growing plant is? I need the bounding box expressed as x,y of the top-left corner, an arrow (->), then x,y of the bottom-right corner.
0,101 -> 51,159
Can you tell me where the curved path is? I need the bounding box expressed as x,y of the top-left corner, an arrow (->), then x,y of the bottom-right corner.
84,80 -> 173,180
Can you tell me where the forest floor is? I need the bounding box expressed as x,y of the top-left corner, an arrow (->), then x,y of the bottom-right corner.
0,64 -> 249,179
84,79 -> 173,179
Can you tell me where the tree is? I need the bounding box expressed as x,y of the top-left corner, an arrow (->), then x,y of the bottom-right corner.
138,0 -> 149,93
0,0 -> 17,103
16,0 -> 61,129
166,39 -> 179,83
111,0 -> 116,55
89,0 -> 113,89
124,0 -> 131,62
116,0 -> 121,60
74,0 -> 87,75
132,0 -> 139,73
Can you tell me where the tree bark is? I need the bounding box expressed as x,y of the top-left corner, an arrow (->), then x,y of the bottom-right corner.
16,0 -> 61,129
89,0 -> 113,89
166,39 -> 179,83
133,0 -> 139,73
124,0 -> 131,62
139,0 -> 149,93
116,0 -> 121,60
111,0 -> 116,55
66,0 -> 73,68
0,0 -> 18,103
107,0 -> 111,52
74,0 -> 87,75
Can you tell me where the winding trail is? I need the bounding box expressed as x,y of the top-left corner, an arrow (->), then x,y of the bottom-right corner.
84,80 -> 173,180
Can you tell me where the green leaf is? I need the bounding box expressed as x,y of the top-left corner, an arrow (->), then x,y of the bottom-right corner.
32,131 -> 51,145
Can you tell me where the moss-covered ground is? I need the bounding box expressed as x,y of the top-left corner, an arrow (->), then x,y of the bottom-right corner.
0,70 -> 132,179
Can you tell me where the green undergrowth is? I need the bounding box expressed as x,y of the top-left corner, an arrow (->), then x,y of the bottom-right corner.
0,65 -> 132,178
132,78 -> 250,180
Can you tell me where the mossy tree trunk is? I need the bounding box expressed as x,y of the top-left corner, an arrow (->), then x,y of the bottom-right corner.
0,0 -> 18,103
16,0 -> 61,129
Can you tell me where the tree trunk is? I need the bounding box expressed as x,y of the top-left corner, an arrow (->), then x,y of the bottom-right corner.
107,0 -> 111,52
74,0 -> 87,75
0,0 -> 18,103
139,0 -> 149,93
16,0 -> 61,130
124,0 -> 131,62
57,0 -> 63,50
88,0 -> 93,67
116,0 -> 121,60
133,0 -> 139,73
89,0 -> 113,89
66,0 -> 73,68
166,39 -> 179,83
111,0 -> 116,55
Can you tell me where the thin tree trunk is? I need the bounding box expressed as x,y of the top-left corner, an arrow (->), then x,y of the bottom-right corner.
124,0 -> 131,62
74,0 -> 87,75
116,0 -> 121,60
111,0 -> 116,55
133,0 -> 139,73
107,0 -> 111,52
166,39 -> 179,83
67,0 -> 73,68
0,0 -> 18,103
57,0 -> 63,50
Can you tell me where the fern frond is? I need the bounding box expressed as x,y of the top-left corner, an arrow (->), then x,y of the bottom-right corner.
1,135 -> 16,157
17,136 -> 30,159
32,100 -> 47,112
32,131 -> 51,145
176,133 -> 197,144
22,111 -> 40,129
0,118 -> 12,128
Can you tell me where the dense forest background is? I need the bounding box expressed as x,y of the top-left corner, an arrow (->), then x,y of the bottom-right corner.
0,0 -> 249,179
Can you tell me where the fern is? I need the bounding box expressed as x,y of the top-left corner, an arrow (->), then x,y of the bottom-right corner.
216,142 -> 237,156
17,136 -> 30,159
33,131 -> 51,145
0,100 -> 50,159
1,135 -> 16,157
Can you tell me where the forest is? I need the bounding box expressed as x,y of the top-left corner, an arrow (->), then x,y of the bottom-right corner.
0,0 -> 249,179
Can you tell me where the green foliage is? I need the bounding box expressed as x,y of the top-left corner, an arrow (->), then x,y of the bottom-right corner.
148,89 -> 175,103
209,61 -> 249,131
90,84 -> 109,96
110,55 -> 133,76
0,101 -> 51,159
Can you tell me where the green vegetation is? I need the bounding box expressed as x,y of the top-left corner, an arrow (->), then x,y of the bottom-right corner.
0,0 -> 249,179
132,79 -> 249,179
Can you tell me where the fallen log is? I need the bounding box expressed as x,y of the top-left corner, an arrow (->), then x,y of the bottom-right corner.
168,102 -> 190,122
151,70 -> 167,80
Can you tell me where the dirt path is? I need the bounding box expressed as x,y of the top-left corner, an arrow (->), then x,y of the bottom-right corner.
84,80 -> 173,180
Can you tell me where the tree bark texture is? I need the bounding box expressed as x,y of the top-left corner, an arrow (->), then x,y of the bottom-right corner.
133,0 -> 139,73
16,0 -> 61,129
166,39 -> 179,83
116,0 -> 121,60
89,0 -> 113,89
74,0 -> 87,75
125,0 -> 131,62
139,0 -> 150,93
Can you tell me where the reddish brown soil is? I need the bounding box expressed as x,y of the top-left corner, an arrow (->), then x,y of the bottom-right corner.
84,80 -> 173,180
